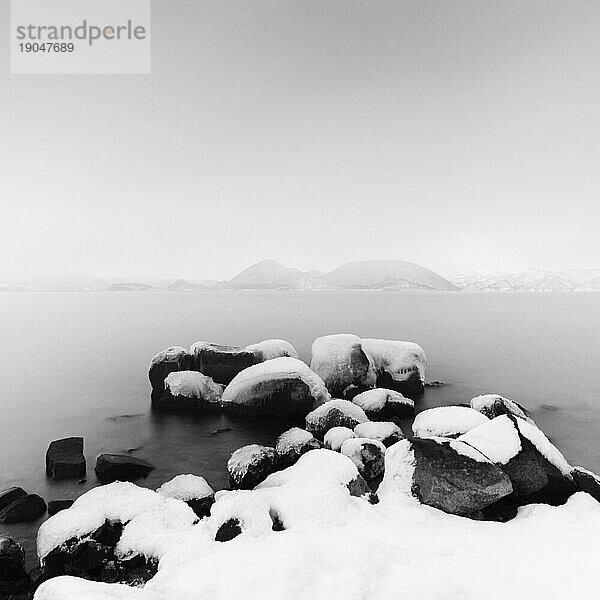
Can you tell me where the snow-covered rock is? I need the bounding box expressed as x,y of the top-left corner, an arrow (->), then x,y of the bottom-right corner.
156,371 -> 223,411
354,421 -> 403,447
305,399 -> 369,439
340,438 -> 386,482
157,475 -> 215,518
190,342 -> 257,385
351,388 -> 414,420
413,406 -> 489,438
470,394 -> 535,424
148,346 -> 193,403
572,467 -> 600,503
360,338 -> 426,395
221,357 -> 330,417
309,334 -> 375,396
245,339 -> 300,362
323,427 -> 356,451
274,428 -> 320,468
227,445 -> 277,489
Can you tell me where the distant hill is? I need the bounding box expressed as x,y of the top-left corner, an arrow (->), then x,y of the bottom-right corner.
107,283 -> 155,291
166,279 -> 211,291
221,259 -> 458,291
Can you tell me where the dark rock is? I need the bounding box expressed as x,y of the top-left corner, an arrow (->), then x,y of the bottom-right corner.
347,475 -> 379,504
305,400 -> 369,439
207,427 -> 233,437
411,437 -> 513,516
91,520 -> 124,548
187,496 -> 215,519
0,535 -> 26,580
98,560 -> 120,584
0,487 -> 27,512
0,494 -> 46,524
274,428 -> 321,468
149,346 -> 194,403
118,555 -> 158,586
518,460 -> 577,507
46,437 -> 86,480
227,445 -> 277,489
341,439 -> 385,482
47,499 -> 74,516
94,454 -> 154,484
155,371 -> 223,412
502,436 -> 549,497
572,467 -> 600,502
191,342 -> 257,385
0,575 -> 32,598
270,511 -> 285,531
470,394 -> 534,423
215,518 -> 242,542
375,369 -> 424,398
480,497 -> 519,522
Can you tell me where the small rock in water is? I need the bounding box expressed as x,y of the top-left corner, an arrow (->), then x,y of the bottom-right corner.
207,427 -> 233,437
94,454 -> 154,484
149,346 -> 194,403
46,437 -> 86,480
0,494 -> 47,523
0,487 -> 27,512
47,499 -> 74,516
425,381 -> 445,388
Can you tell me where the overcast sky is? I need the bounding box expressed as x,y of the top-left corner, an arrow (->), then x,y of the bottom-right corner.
1,1 -> 599,281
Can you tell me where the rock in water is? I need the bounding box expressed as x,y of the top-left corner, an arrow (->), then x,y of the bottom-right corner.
190,342 -> 257,385
94,454 -> 154,484
305,399 -> 369,439
354,421 -> 403,447
351,388 -> 414,420
324,426 -> 356,451
309,334 -> 375,396
46,437 -> 86,480
149,346 -> 193,403
572,467 -> 600,503
245,339 -> 300,362
221,357 -> 330,417
275,427 -> 321,468
156,370 -> 223,412
227,445 -> 276,489
0,487 -> 26,512
340,438 -> 386,482
0,494 -> 47,523
360,338 -> 426,396
47,499 -> 75,516
412,406 -> 489,438
157,474 -> 215,518
470,394 -> 535,424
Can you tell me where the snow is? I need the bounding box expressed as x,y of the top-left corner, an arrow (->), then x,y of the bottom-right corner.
340,437 -> 386,469
221,357 -> 330,407
515,418 -> 573,476
245,339 -> 300,361
275,428 -> 315,455
323,426 -> 355,451
164,371 -> 222,401
227,445 -> 274,480
412,406 -> 489,438
150,346 -> 188,368
470,394 -> 534,423
305,399 -> 369,435
354,421 -> 402,443
157,475 -> 214,502
360,338 -> 426,383
352,388 -> 413,412
458,415 -> 522,464
34,446 -> 600,600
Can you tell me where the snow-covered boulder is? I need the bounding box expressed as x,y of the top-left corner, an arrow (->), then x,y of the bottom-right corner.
148,346 -> 193,403
380,437 -> 513,516
470,394 -> 535,424
360,338 -> 426,395
94,454 -> 154,484
340,438 -> 386,482
354,421 -> 403,447
309,334 -> 375,396
155,371 -> 223,412
157,474 -> 215,518
274,428 -> 320,468
221,357 -> 329,417
305,399 -> 369,439
190,342 -> 257,385
413,406 -> 489,438
323,427 -> 356,451
351,388 -> 414,420
572,467 -> 600,503
245,339 -> 300,362
227,445 -> 277,489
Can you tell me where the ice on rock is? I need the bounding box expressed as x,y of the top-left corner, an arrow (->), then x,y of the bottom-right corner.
149,346 -> 189,369
164,371 -> 223,401
221,357 -> 330,417
471,394 -> 535,424
275,428 -> 320,467
354,421 -> 403,447
351,388 -> 414,418
305,399 -> 369,439
323,427 -> 356,451
413,406 -> 489,438
458,415 -> 522,464
309,334 -> 375,395
245,339 -> 300,361
157,475 -> 214,502
360,338 -> 426,385
227,444 -> 277,489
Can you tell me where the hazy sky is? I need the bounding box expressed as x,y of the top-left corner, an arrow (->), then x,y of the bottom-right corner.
1,1 -> 599,281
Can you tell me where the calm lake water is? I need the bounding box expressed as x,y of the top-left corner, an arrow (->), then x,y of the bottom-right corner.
1,291 -> 599,566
